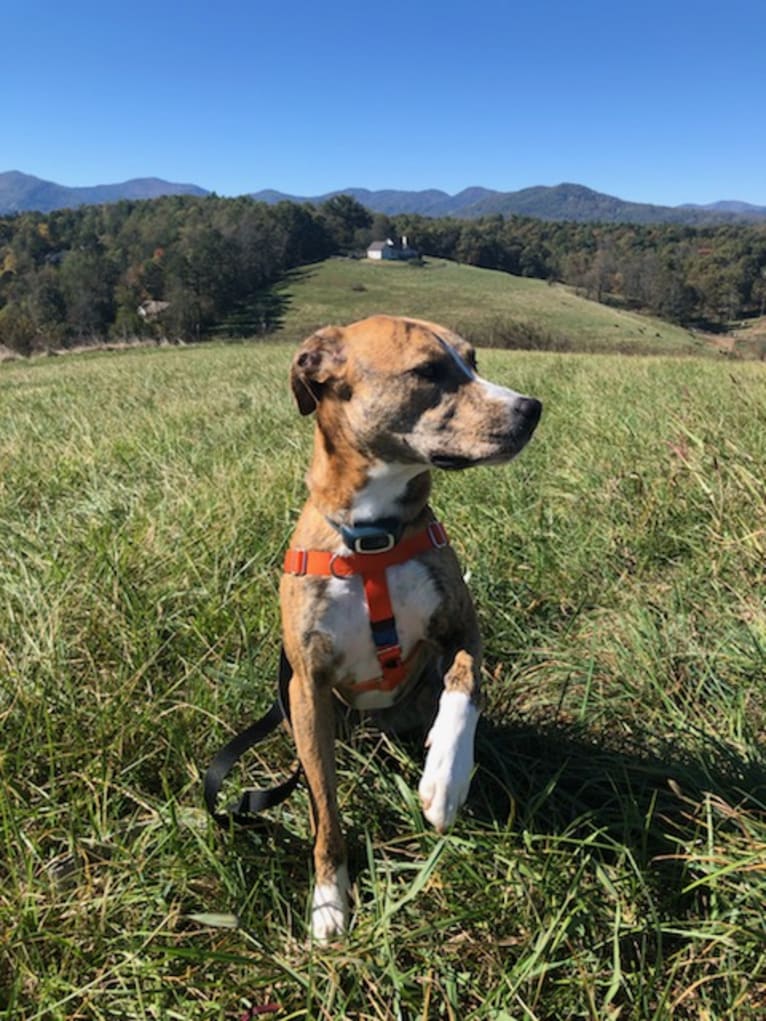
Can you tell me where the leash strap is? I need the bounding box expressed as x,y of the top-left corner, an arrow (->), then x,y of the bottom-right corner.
203,648 -> 301,827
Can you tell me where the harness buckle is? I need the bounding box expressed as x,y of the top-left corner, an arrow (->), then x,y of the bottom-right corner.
287,549 -> 308,576
376,643 -> 401,663
427,521 -> 448,549
354,532 -> 396,554
338,518 -> 402,554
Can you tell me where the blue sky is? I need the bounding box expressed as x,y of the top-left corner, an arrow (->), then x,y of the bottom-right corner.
4,0 -> 765,206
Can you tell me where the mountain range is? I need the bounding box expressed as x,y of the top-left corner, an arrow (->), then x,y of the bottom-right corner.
251,184 -> 766,225
0,171 -> 208,214
2,170 -> 766,226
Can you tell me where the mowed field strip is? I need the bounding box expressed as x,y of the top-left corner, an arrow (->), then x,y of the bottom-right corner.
273,258 -> 710,356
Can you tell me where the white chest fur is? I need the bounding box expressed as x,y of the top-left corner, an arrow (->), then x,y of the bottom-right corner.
319,557 -> 441,710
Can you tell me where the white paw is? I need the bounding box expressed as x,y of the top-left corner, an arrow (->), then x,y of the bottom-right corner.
418,691 -> 478,832
311,864 -> 350,942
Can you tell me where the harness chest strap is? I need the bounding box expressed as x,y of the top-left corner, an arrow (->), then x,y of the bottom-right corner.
283,521 -> 449,694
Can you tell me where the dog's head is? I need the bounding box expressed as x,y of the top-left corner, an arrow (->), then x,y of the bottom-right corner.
290,315 -> 541,469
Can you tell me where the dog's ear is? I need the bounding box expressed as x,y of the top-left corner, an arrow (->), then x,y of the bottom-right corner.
290,327 -> 346,416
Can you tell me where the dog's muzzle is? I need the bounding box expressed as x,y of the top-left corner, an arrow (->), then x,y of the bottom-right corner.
430,395 -> 542,470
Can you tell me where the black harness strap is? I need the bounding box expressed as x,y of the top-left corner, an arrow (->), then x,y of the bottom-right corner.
203,647 -> 301,827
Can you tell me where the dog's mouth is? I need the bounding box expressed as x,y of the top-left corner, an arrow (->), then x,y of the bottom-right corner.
429,454 -> 476,471
429,451 -> 521,470
429,435 -> 535,471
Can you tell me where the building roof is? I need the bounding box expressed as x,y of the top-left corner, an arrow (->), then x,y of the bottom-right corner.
138,299 -> 171,319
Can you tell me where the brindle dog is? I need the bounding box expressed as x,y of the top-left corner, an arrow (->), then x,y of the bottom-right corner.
280,315 -> 541,940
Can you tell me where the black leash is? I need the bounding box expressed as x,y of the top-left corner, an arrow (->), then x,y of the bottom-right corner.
203,647 -> 301,827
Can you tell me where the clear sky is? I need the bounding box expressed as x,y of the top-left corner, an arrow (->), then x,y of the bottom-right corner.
4,0 -> 765,207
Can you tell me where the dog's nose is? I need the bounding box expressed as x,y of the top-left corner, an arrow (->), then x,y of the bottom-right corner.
516,397 -> 542,430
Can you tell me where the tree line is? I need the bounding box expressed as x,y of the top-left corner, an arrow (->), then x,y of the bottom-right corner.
1,193 -> 765,354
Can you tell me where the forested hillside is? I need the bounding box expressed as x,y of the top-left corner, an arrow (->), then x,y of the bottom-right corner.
1,192 -> 765,354
0,195 -> 348,353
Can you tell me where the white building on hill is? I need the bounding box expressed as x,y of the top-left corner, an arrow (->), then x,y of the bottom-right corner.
367,236 -> 419,261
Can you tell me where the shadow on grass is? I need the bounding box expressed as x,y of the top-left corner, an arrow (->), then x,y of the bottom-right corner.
209,688 -> 766,935
472,713 -> 766,837
467,711 -> 766,926
210,266 -> 316,340
385,707 -> 763,912
211,288 -> 293,338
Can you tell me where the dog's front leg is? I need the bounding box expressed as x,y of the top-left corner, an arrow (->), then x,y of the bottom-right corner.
419,640 -> 481,834
288,671 -> 349,941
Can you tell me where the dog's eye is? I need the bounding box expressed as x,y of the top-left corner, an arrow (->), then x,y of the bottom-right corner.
412,361 -> 447,383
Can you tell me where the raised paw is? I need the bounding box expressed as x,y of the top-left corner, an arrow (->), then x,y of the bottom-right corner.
418,690 -> 478,833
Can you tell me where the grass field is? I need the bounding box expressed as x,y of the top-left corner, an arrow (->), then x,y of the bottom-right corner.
1,341 -> 765,1019
732,315 -> 766,359
271,259 -> 711,357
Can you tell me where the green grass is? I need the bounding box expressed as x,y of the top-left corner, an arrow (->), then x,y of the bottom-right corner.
732,315 -> 766,360
273,259 -> 711,356
1,343 -> 765,1019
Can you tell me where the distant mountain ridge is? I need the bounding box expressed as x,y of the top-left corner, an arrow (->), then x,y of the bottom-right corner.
250,183 -> 766,225
2,170 -> 766,225
680,199 -> 766,215
0,171 -> 208,214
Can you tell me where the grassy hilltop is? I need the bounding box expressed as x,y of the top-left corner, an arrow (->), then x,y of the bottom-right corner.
271,257 -> 709,356
1,340 -> 765,1018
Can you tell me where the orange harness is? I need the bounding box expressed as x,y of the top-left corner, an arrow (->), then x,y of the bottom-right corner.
283,521 -> 449,696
